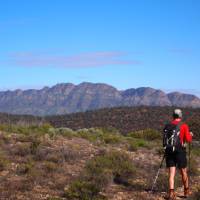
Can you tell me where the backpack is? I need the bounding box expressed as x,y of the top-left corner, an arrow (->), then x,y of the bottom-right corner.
163,122 -> 182,154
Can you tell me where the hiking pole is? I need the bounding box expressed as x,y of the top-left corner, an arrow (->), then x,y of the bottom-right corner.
188,142 -> 191,187
151,154 -> 166,192
188,143 -> 191,173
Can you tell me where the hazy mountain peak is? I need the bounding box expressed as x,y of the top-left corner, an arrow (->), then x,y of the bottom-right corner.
0,82 -> 199,115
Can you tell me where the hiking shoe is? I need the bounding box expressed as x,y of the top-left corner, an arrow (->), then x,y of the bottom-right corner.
165,189 -> 176,200
184,188 -> 192,198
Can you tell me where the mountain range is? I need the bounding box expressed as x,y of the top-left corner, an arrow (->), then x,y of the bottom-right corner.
0,82 -> 200,115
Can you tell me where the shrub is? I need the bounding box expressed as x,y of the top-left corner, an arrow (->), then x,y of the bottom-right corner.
0,152 -> 9,171
0,123 -> 53,136
76,128 -> 100,142
65,180 -> 107,200
56,127 -> 76,138
46,152 -> 62,163
102,134 -> 122,144
16,161 -> 34,175
60,146 -> 80,163
128,129 -> 161,141
85,151 -> 135,183
127,138 -> 149,152
35,146 -> 51,161
65,150 -> 135,199
43,161 -> 57,173
29,136 -> 42,155
12,143 -> 31,156
48,127 -> 75,139
128,141 -> 138,151
76,127 -> 124,145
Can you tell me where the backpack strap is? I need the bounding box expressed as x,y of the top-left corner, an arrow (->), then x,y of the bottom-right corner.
176,121 -> 186,147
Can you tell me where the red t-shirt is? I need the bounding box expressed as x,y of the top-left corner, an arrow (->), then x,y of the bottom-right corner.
171,119 -> 192,145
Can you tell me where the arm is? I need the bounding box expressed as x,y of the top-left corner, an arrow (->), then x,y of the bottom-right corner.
181,124 -> 192,143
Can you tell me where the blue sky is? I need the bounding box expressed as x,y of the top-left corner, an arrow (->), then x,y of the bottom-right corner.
0,0 -> 200,96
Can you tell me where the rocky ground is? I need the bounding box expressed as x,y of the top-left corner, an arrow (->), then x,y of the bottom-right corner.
0,128 -> 199,200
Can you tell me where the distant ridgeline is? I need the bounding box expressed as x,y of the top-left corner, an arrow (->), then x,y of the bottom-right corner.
0,82 -> 200,116
1,107 -> 200,139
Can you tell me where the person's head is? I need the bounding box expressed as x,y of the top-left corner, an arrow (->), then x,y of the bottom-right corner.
173,109 -> 182,119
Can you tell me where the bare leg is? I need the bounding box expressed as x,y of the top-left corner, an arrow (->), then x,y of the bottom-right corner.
169,167 -> 176,189
180,166 -> 191,198
180,168 -> 189,189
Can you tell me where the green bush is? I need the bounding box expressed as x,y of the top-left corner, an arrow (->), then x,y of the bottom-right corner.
48,127 -> 76,139
77,128 -> 100,142
128,129 -> 161,141
102,134 -> 122,144
65,151 -> 135,200
86,151 -> 135,183
76,128 -> 124,145
127,138 -> 149,152
0,123 -> 53,136
65,180 -> 107,200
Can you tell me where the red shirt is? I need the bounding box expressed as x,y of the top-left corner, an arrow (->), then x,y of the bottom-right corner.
171,119 -> 192,145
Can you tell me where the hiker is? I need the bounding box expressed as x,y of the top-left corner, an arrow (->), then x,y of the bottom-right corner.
163,109 -> 193,200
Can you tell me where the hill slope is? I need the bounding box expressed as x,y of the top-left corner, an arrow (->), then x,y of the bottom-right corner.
46,106 -> 200,136
0,82 -> 200,115
0,127 -> 199,200
1,106 -> 200,138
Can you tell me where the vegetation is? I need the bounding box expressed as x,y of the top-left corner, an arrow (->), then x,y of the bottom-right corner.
0,113 -> 199,199
64,151 -> 136,200
46,106 -> 200,137
0,151 -> 9,171
128,129 -> 161,140
1,107 -> 200,138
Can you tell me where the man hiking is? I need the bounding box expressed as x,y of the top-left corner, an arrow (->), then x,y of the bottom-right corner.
163,109 -> 193,200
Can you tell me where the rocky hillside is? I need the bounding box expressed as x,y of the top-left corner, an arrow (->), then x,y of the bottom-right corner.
0,126 -> 199,200
0,82 -> 200,115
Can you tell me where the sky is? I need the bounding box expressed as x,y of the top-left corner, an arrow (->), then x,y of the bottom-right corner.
0,0 -> 200,96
